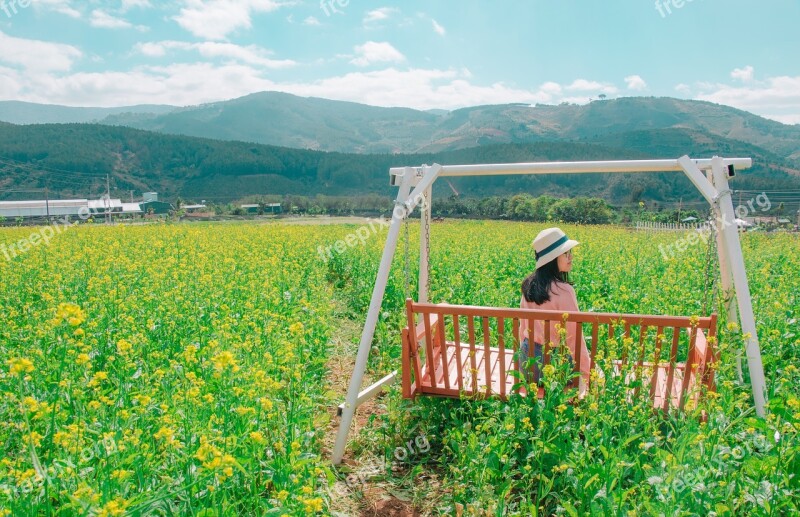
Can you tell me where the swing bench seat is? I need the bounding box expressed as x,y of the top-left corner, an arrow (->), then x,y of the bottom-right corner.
401,299 -> 718,413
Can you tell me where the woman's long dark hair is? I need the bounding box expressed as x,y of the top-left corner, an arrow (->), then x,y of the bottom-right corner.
522,258 -> 572,304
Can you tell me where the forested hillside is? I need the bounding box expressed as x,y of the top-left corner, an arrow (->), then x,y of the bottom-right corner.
0,123 -> 797,205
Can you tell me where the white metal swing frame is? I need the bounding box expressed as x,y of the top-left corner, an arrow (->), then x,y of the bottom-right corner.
332,155 -> 767,465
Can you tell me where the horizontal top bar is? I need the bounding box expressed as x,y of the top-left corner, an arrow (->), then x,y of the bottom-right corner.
389,157 -> 752,185
409,301 -> 716,328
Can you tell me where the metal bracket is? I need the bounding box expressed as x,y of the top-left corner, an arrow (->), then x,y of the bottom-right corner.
712,188 -> 733,206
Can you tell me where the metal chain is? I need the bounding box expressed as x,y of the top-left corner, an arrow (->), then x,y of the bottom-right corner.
403,210 -> 411,301
703,206 -> 719,316
423,192 -> 432,298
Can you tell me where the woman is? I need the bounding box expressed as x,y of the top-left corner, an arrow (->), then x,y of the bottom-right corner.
519,227 -> 590,393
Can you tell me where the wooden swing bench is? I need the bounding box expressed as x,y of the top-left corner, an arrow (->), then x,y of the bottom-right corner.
401,299 -> 718,412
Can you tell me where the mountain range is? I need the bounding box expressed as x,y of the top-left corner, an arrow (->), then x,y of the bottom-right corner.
2,93 -> 798,162
0,93 -> 798,205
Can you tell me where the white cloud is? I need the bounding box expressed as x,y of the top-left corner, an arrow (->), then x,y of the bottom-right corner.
731,65 -> 755,82
174,0 -> 289,40
540,82 -> 562,96
350,41 -> 405,67
122,0 -> 153,10
363,7 -> 398,25
33,0 -> 82,18
0,31 -> 82,72
675,83 -> 692,95
565,79 -> 618,95
302,16 -> 321,26
90,10 -> 134,29
625,75 -> 647,91
696,75 -> 800,125
0,62 -> 627,111
134,40 -> 296,68
432,19 -> 446,36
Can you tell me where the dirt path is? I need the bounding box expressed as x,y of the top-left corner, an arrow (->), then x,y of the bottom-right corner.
323,298 -> 423,517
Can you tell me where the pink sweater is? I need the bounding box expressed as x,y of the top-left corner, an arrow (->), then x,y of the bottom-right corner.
519,282 -> 591,378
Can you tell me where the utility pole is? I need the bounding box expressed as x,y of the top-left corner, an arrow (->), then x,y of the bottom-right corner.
44,186 -> 51,223
130,190 -> 134,203
106,174 -> 111,225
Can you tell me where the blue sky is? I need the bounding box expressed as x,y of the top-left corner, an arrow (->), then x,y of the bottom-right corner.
0,0 -> 798,123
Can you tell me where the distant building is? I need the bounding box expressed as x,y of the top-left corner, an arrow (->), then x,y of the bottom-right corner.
239,203 -> 282,215
143,192 -> 159,203
0,199 -> 88,219
140,200 -> 172,215
182,204 -> 208,213
121,203 -> 142,215
88,198 -> 124,215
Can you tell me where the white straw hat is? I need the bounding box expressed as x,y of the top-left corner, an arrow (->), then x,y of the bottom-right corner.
532,227 -> 579,270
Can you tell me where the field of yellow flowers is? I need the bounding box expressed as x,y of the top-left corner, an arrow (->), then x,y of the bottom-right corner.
1,220 -> 798,516
0,223 -> 352,515
326,220 -> 799,515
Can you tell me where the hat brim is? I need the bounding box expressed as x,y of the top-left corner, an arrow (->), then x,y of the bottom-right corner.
535,239 -> 579,270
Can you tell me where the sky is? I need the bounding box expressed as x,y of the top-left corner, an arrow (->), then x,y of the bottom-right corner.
0,0 -> 798,124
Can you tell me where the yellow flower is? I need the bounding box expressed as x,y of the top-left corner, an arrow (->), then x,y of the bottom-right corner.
116,339 -> 133,355
302,497 -> 324,513
24,431 -> 44,447
22,396 -> 39,412
96,498 -> 128,517
234,406 -> 255,417
55,303 -> 87,327
7,357 -> 35,376
250,431 -> 266,444
182,345 -> 199,364
211,351 -> 240,373
87,371 -> 108,388
110,469 -> 133,482
542,364 -> 555,377
154,427 -> 181,449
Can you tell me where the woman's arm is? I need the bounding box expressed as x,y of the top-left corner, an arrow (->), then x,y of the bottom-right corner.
555,284 -> 591,379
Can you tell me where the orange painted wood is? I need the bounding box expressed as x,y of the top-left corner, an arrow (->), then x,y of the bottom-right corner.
590,323 -> 599,372
401,327 -> 411,399
498,318 -> 507,398
482,317 -> 492,396
422,313 -> 438,390
574,320 -> 583,377
437,312 -> 451,391
400,300 -> 718,413
467,316 -> 478,393
679,325 -> 699,410
543,320 -> 551,366
649,326 -> 664,403
663,328 -> 681,412
452,315 -> 464,391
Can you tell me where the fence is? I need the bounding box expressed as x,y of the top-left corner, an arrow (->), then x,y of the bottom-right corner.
635,221 -> 712,232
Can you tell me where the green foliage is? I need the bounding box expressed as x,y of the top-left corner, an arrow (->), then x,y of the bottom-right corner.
2,117 -> 799,207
